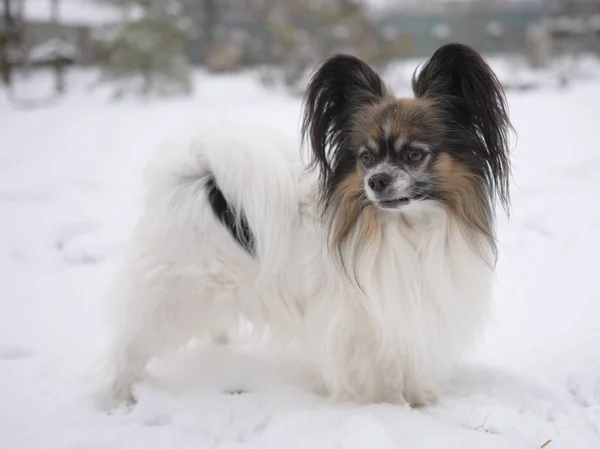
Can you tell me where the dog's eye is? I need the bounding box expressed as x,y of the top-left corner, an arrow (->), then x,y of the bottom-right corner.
407,149 -> 424,162
360,152 -> 375,167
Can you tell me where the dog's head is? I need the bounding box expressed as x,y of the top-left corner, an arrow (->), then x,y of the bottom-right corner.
301,43 -> 512,252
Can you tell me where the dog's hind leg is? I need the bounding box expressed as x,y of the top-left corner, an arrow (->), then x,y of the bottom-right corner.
106,333 -> 152,407
103,251 -> 213,409
101,173 -> 227,409
100,121 -> 297,409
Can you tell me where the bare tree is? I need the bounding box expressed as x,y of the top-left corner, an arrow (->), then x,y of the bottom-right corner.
95,0 -> 195,98
1,0 -> 27,90
201,0 -> 218,49
259,0 -> 383,94
50,0 -> 66,95
1,0 -> 16,87
50,0 -> 59,19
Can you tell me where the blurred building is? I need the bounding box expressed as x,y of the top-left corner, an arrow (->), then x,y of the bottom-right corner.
376,1 -> 545,58
24,21 -> 95,65
13,0 -> 600,69
15,0 -> 119,66
541,0 -> 600,57
180,0 -> 551,68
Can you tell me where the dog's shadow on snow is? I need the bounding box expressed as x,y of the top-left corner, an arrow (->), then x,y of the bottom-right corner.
127,345 -> 596,442
422,363 -> 595,438
144,343 -> 565,411
445,363 -> 556,403
145,343 -> 318,399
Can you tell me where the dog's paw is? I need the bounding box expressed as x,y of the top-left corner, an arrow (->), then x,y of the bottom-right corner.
95,381 -> 138,414
404,386 -> 439,408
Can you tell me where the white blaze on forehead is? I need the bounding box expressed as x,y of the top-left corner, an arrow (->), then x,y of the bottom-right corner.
382,106 -> 401,141
394,136 -> 406,151
382,116 -> 392,140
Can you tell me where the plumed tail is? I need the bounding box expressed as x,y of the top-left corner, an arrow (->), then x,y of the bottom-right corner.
144,118 -> 299,284
206,141 -> 298,284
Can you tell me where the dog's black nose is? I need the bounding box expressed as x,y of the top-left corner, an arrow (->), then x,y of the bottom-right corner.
368,173 -> 392,193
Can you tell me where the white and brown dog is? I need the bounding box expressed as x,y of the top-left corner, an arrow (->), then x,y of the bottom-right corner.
104,43 -> 512,408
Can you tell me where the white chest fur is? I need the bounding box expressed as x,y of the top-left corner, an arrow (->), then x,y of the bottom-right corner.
287,198 -> 494,405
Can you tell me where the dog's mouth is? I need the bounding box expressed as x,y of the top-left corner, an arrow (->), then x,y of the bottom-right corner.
377,198 -> 410,209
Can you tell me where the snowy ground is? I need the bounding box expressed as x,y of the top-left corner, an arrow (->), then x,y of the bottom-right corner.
1,67 -> 600,449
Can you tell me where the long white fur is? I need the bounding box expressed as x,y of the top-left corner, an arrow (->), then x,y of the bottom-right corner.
103,117 -> 494,407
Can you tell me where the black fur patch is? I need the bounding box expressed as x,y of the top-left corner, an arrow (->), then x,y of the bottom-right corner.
412,42 -> 512,211
301,54 -> 388,210
205,177 -> 255,256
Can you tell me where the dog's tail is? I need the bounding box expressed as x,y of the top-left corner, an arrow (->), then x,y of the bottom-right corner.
144,117 -> 300,284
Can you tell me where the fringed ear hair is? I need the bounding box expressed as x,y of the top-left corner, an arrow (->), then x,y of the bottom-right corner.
412,43 -> 513,212
301,54 -> 389,205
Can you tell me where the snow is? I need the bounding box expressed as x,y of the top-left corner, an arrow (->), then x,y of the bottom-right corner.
1,65 -> 600,449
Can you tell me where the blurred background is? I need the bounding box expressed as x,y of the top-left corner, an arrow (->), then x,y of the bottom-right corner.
2,2 -> 600,447
1,0 -> 600,100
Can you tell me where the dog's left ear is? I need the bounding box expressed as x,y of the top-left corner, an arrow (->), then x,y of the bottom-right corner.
302,54 -> 389,188
412,43 -> 512,209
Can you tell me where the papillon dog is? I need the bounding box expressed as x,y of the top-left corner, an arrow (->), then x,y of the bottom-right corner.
104,43 -> 512,408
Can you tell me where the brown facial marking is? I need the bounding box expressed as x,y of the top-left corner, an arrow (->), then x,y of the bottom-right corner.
329,162 -> 380,268
435,153 -> 494,250
353,98 -> 446,150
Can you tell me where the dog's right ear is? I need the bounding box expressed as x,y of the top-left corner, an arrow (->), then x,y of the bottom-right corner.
301,55 -> 388,186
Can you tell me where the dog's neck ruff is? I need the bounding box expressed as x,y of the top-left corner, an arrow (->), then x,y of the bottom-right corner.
287,185 -> 494,402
